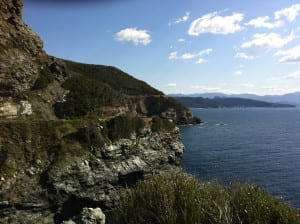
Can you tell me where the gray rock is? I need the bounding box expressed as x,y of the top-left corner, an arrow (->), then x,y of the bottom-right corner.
80,207 -> 105,224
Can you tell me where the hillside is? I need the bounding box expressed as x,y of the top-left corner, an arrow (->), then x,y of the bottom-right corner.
173,96 -> 295,108
170,92 -> 300,106
0,1 -> 199,223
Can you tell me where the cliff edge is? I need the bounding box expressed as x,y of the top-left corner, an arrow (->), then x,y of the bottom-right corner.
0,1 -> 200,223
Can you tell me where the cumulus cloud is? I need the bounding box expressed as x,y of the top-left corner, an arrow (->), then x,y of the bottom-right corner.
274,45 -> 300,63
241,32 -> 295,49
168,51 -> 178,60
246,16 -> 284,29
168,49 -> 213,64
114,28 -> 151,45
181,53 -> 196,60
175,12 -> 190,24
274,4 -> 300,22
188,12 -> 244,36
235,52 -> 254,60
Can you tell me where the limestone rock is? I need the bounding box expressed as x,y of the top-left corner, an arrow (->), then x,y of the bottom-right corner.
80,207 -> 105,224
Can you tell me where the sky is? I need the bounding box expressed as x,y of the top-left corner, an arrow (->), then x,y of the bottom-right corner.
23,0 -> 300,95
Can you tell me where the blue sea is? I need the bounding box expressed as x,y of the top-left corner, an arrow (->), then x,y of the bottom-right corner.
181,108 -> 300,208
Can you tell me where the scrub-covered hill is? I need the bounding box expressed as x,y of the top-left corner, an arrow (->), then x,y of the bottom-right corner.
0,1 -> 199,223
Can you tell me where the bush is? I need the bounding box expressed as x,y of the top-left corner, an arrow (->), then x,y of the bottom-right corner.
151,116 -> 175,133
107,115 -> 146,142
114,172 -> 300,224
32,65 -> 55,90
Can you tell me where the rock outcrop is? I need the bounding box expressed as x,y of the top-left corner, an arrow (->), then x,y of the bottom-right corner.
0,0 -> 44,95
0,122 -> 184,223
0,1 -> 200,223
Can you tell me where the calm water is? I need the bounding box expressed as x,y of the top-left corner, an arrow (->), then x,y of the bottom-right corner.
181,108 -> 300,208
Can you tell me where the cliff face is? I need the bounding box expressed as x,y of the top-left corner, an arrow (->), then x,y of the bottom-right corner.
0,0 -> 44,95
0,120 -> 184,223
0,1 -> 199,223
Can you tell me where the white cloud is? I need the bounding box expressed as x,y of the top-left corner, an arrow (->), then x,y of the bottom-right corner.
274,45 -> 300,63
198,49 -> 213,56
196,58 -> 206,64
178,38 -> 186,42
181,53 -> 196,60
235,52 -> 254,60
168,49 -> 213,64
241,32 -> 295,49
246,16 -> 284,29
274,4 -> 300,22
188,12 -> 244,36
234,70 -> 243,76
168,51 -> 178,60
285,71 -> 300,79
114,28 -> 151,45
167,83 -> 177,88
175,12 -> 190,24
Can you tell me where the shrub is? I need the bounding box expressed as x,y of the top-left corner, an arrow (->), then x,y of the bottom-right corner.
114,172 -> 300,224
32,65 -> 55,90
151,116 -> 175,133
106,115 -> 146,142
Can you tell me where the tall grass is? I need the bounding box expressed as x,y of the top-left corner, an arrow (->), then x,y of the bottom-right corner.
114,172 -> 300,224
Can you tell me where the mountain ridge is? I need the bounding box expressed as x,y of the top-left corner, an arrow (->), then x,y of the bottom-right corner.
169,92 -> 300,106
173,96 -> 295,108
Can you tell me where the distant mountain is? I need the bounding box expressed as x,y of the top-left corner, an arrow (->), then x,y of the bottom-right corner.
169,92 -> 300,106
172,97 -> 295,108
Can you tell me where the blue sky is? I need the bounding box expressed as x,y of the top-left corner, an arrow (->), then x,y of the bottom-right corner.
23,0 -> 300,95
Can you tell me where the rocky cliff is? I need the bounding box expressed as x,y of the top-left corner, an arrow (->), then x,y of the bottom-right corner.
0,1 -> 200,223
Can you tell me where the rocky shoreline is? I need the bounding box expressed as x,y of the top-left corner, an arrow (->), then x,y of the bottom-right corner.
0,1 -> 198,223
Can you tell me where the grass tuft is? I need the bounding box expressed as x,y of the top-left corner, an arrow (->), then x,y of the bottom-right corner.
114,172 -> 300,224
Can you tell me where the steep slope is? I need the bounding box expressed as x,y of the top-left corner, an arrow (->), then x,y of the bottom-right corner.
0,0 -> 199,223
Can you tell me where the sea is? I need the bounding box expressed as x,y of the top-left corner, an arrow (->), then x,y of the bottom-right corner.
181,108 -> 300,208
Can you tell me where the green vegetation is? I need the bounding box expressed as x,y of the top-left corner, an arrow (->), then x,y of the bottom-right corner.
0,116 -> 148,176
107,115 -> 146,141
151,116 -> 175,132
64,60 -> 162,96
54,74 -> 125,118
144,96 -> 187,116
0,120 -> 88,176
114,172 -> 300,224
